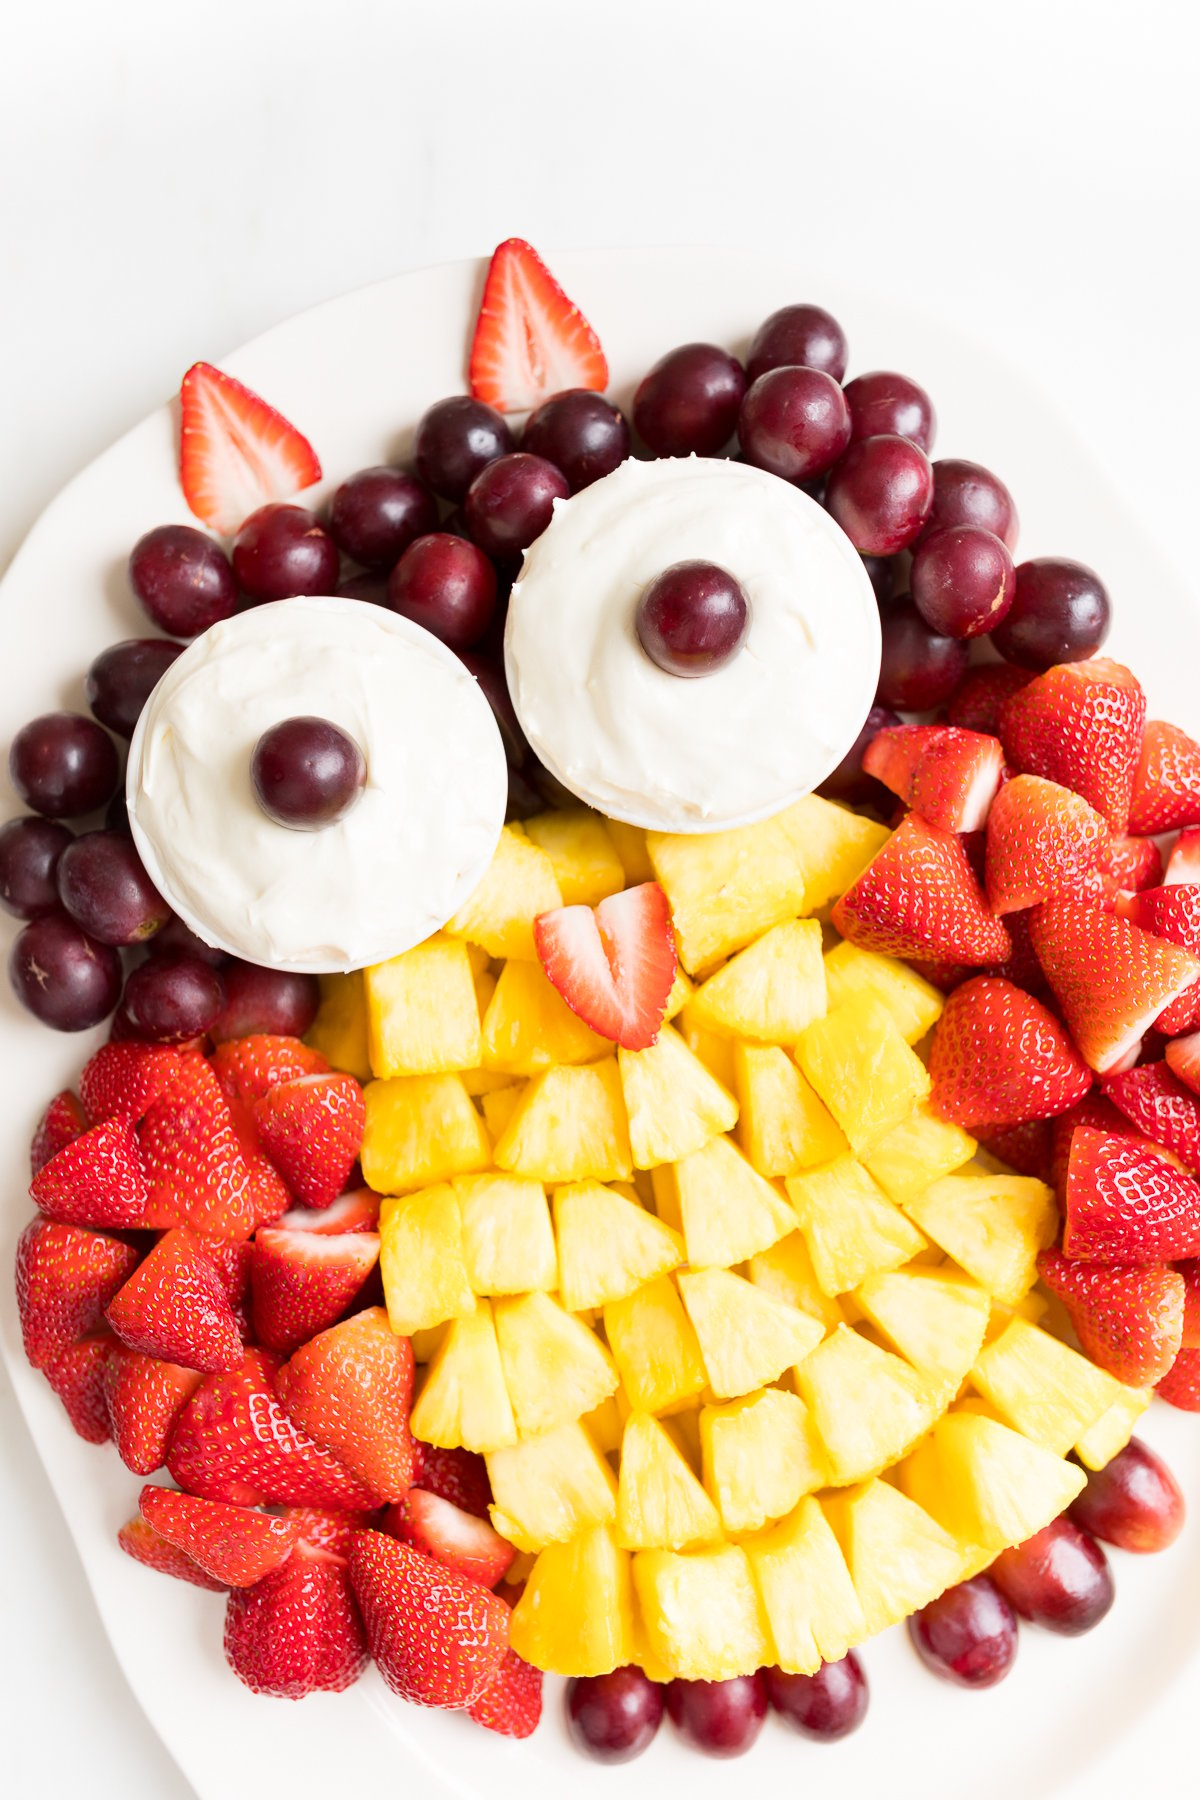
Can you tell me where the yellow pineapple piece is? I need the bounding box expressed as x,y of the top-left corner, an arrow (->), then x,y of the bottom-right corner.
823,940 -> 944,1044
633,1545 -> 770,1680
455,1172 -> 557,1296
446,824 -> 563,961
480,1083 -> 523,1139
486,1420 -> 617,1551
1075,1384 -> 1153,1470
494,1059 -> 632,1183
481,958 -> 608,1073
605,1276 -> 709,1415
971,1316 -> 1124,1454
553,1181 -> 683,1311
862,1101 -> 976,1204
786,1155 -> 926,1295
379,1184 -> 475,1334
673,1135 -> 797,1268
901,1171 -> 1058,1306
984,1290 -> 1050,1343
583,1391 -> 626,1455
823,1479 -> 968,1637
733,1043 -> 847,1178
648,1163 -> 682,1232
795,1324 -> 941,1485
460,1067 -> 515,1097
679,1268 -> 824,1399
663,964 -> 693,1021
744,1495 -> 866,1671
747,1232 -> 845,1331
493,1291 -> 617,1436
511,1525 -> 636,1676
410,1322 -> 447,1363
410,1297 -> 517,1453
898,1410 -> 1086,1556
616,1413 -> 722,1550
701,1387 -> 826,1534
523,807 -> 625,906
676,1006 -> 738,1090
797,996 -> 931,1158
619,1024 -> 738,1167
689,919 -> 827,1043
608,817 -> 655,883
306,971 -> 371,1082
853,1266 -> 990,1394
362,1073 -> 490,1192
365,935 -> 481,1077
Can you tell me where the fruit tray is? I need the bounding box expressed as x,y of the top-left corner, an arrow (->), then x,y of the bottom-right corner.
3,246 -> 1200,1800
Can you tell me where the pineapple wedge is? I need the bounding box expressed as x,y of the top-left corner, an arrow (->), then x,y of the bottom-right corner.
379,1184 -> 475,1335
604,1276 -> 709,1415
487,1420 -> 617,1551
747,1232 -> 845,1331
823,940 -> 944,1044
700,1386 -> 826,1535
482,958 -> 608,1073
553,1181 -> 683,1311
583,1390 -> 626,1455
853,1266 -> 990,1394
608,818 -> 655,884
511,1525 -> 637,1676
795,1324 -> 942,1485
862,1101 -> 976,1205
688,919 -> 826,1042
633,1545 -> 771,1680
495,1059 -> 633,1184
409,1296 -> 517,1453
823,1479 -> 968,1637
619,1024 -> 739,1167
744,1494 -> 866,1672
734,1043 -> 848,1178
446,824 -> 563,961
971,1316 -> 1124,1454
899,1410 -> 1086,1557
786,1155 -> 926,1296
679,1268 -> 824,1399
617,1413 -> 723,1551
523,807 -> 626,906
676,1007 -> 739,1090
306,971 -> 372,1082
480,1084 -> 523,1140
362,1073 -> 491,1192
455,1172 -> 557,1296
674,1135 -> 798,1268
902,1171 -> 1058,1306
1075,1384 -> 1154,1471
494,1291 -> 618,1436
797,995 -> 931,1158
365,936 -> 481,1077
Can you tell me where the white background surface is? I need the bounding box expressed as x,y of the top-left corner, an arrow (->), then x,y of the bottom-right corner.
1,3 -> 1197,1796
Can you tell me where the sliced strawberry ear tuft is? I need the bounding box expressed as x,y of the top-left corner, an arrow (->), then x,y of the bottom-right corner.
469,238 -> 608,415
534,881 -> 677,1051
179,361 -> 322,537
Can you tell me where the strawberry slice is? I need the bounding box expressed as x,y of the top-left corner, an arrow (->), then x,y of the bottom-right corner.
79,1042 -> 182,1127
1119,884 -> 1200,1034
44,1331 -> 113,1443
105,1345 -> 205,1475
276,1188 -> 381,1235
211,1035 -> 329,1108
349,1529 -> 509,1708
1165,828 -> 1200,887
984,774 -> 1108,915
534,881 -> 677,1052
1166,1029 -> 1200,1096
106,1228 -> 244,1372
30,1117 -> 148,1230
1128,719 -> 1200,834
1175,1258 -> 1200,1348
224,1538 -> 367,1697
974,1117 -> 1053,1180
469,238 -> 608,415
1050,1091 -> 1137,1195
1155,1346 -> 1200,1411
947,663 -> 1032,734
139,1483 -> 301,1587
1038,1248 -> 1184,1386
250,1227 -> 380,1353
179,361 -> 321,537
862,724 -> 1005,832
139,1052 -> 258,1237
1028,897 -> 1200,1074
832,812 -> 1012,966
467,1647 -> 544,1739
118,1514 -> 227,1591
1104,1061 -> 1200,1173
15,1220 -> 139,1370
928,975 -> 1091,1128
1063,1127 -> 1200,1261
276,1307 -> 415,1503
383,1489 -> 514,1590
253,1072 -> 364,1209
410,1443 -> 492,1519
1101,834 -> 1163,895
30,1089 -> 86,1175
999,657 -> 1146,833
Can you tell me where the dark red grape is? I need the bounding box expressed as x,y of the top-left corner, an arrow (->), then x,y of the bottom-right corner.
56,830 -> 169,946
565,1667 -> 664,1763
0,817 -> 73,919
862,554 -> 901,606
844,371 -> 936,452
85,638 -> 184,739
413,396 -> 515,501
387,534 -> 497,650
922,458 -> 1019,552
764,1653 -> 869,1740
826,435 -> 934,555
9,713 -> 120,820
464,453 -> 569,565
738,367 -> 852,484
911,526 -> 1016,640
9,912 -> 122,1031
522,389 -> 630,492
989,1517 -> 1114,1635
232,504 -> 340,602
636,561 -> 750,677
818,703 -> 900,806
908,1576 -> 1017,1688
666,1674 -> 767,1757
251,717 -> 366,830
991,557 -> 1110,670
1069,1437 -> 1185,1552
122,954 -> 225,1043
212,960 -> 320,1040
148,913 -> 226,966
128,524 -> 238,637
327,467 -> 438,571
877,600 -> 968,709
746,303 -> 848,384
633,344 -> 746,457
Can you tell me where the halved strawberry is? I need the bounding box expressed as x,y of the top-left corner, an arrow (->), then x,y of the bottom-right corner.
1166,1029 -> 1200,1096
106,1228 -> 244,1372
250,1227 -> 380,1353
1175,1258 -> 1200,1349
253,1072 -> 364,1210
44,1331 -> 113,1443
179,361 -> 321,537
139,1052 -> 258,1237
276,1188 -> 381,1235
984,774 -> 1108,915
832,812 -> 1011,966
384,1489 -> 514,1590
1104,1061 -> 1200,1172
947,663 -> 1032,735
1128,720 -> 1200,835
1101,834 -> 1163,895
1037,1248 -> 1184,1386
974,1118 -> 1054,1180
1155,1346 -> 1200,1411
30,1090 -> 86,1176
224,1539 -> 367,1697
139,1483 -> 301,1587
211,1035 -> 329,1108
118,1514 -> 227,1591
1063,1127 -> 1200,1261
469,238 -> 608,415
1119,885 -> 1200,1033
349,1529 -> 509,1708
999,657 -> 1146,833
79,1042 -> 181,1127
928,975 -> 1091,1128
105,1345 -> 205,1475
534,881 -> 677,1052
276,1307 -> 415,1503
15,1220 -> 140,1369
862,725 -> 1005,833
30,1117 -> 148,1230
410,1442 -> 492,1519
1165,828 -> 1200,887
467,1647 -> 543,1739
1049,1092 -> 1136,1196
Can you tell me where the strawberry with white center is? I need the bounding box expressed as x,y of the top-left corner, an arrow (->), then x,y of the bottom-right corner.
1063,1127 -> 1200,1262
105,1346 -> 204,1475
275,1188 -> 381,1235
384,1489 -> 515,1590
534,881 -> 677,1052
928,975 -> 1091,1128
833,811 -> 1012,966
249,1227 -> 380,1354
43,1331 -> 113,1444
252,1071 -> 365,1210
1104,1061 -> 1200,1172
1165,828 -> 1200,886
30,1090 -> 86,1175
139,1485 -> 301,1588
999,657 -> 1146,833
1128,719 -> 1200,834
469,238 -> 608,415
223,1521 -> 368,1699
1038,1248 -> 1185,1386
862,724 -> 1005,832
106,1228 -> 244,1373
275,1307 -> 415,1503
79,1042 -> 182,1127
179,361 -> 321,537
984,774 -> 1108,915
30,1117 -> 148,1230
348,1529 -> 510,1708
15,1219 -> 139,1369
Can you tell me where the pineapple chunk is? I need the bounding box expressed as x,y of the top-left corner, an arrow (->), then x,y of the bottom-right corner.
446,824 -> 563,961
1075,1384 -> 1153,1471
701,1387 -> 826,1535
734,1043 -> 847,1178
481,958 -> 608,1073
747,1232 -> 845,1331
583,1391 -> 626,1455
823,940 -> 944,1044
619,1024 -> 738,1167
633,1546 -> 770,1680
679,1268 -> 824,1399
553,1182 -> 683,1311
854,1266 -> 990,1394
493,1291 -> 617,1436
786,1156 -> 926,1296
616,1413 -> 722,1550
648,1163 -> 682,1232
605,1276 -> 709,1415
971,1317 -> 1124,1454
487,1421 -> 617,1551
795,1324 -> 941,1485
823,1480 -> 968,1637
494,1059 -> 632,1183
523,807 -> 625,906
863,1101 -> 976,1205
797,996 -> 931,1158
455,1172 -> 557,1296
460,1067 -> 514,1096
688,919 -> 827,1043
410,1297 -> 516,1453
511,1525 -> 637,1675
899,1410 -> 1086,1555
480,1084 -> 523,1139
365,936 -> 481,1077
306,971 -> 371,1082
901,1171 -> 1058,1306
674,1135 -> 798,1268
744,1495 -> 866,1671
410,1323 -> 447,1363
676,1007 -> 738,1089
608,817 -> 655,883
362,1073 -> 490,1192
379,1184 -> 474,1334
663,964 -> 693,1021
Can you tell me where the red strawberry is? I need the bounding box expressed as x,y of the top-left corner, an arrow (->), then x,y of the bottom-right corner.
224,1095 -> 293,1226
179,361 -> 321,537
79,1042 -> 182,1127
1166,1029 -> 1200,1096
974,1117 -> 1053,1180
30,1118 -> 148,1230
196,1236 -> 254,1311
534,881 -> 677,1052
1155,1346 -> 1200,1411
469,238 -> 607,415
928,976 -> 1091,1128
998,657 -> 1147,832
30,1090 -> 86,1175
1037,1248 -> 1184,1385
106,1228 -> 243,1372
349,1529 -> 509,1707
250,1228 -> 380,1353
224,1539 -> 367,1697
984,775 -> 1108,915
139,1483 -> 301,1587
211,1035 -> 329,1108
384,1489 -> 514,1590
105,1346 -> 204,1475
15,1220 -> 139,1369
44,1331 -> 113,1443
276,1188 -> 381,1235
1165,828 -> 1200,887
253,1073 -> 364,1210
862,725 -> 1005,832
1175,1258 -> 1200,1349
1119,885 -> 1200,1034
410,1443 -> 492,1520
947,663 -> 1033,735
1104,1061 -> 1200,1172
118,1514 -> 227,1591
1049,1092 -> 1137,1196
276,1307 -> 415,1502
467,1647 -> 543,1739
1128,720 -> 1200,834
832,812 -> 1011,966
1063,1127 -> 1200,1261
1028,897 -> 1200,1074
1101,834 -> 1163,895
278,1506 -> 371,1559
139,1052 -> 258,1237
906,957 -> 970,994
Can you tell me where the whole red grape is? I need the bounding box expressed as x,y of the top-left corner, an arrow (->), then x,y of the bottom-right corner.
464,453 -> 569,564
991,556 -> 1110,669
665,1674 -> 767,1757
522,390 -> 630,492
0,817 -> 73,919
911,525 -> 1016,640
9,912 -> 123,1031
746,303 -> 848,383
989,1516 -> 1114,1635
211,960 -> 320,1040
327,467 -> 438,571
1069,1437 -> 1185,1553
636,561 -> 750,677
86,639 -> 184,739
9,713 -> 120,820
251,717 -> 366,830
232,504 -> 340,603
909,1576 -> 1018,1687
825,435 -> 934,554
122,954 -> 225,1043
633,344 -> 746,457
414,396 -> 514,501
128,524 -> 238,637
764,1653 -> 868,1740
565,1667 -> 664,1763
387,534 -> 497,650
738,366 -> 852,484
844,370 -> 936,452
922,457 -> 1019,551
877,600 -> 968,709
56,830 -> 170,945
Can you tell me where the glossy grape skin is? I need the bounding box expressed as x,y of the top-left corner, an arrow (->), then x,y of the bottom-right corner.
991,557 -> 1111,670
85,638 -> 184,739
9,713 -> 120,820
522,389 -> 630,492
1069,1437 -> 1185,1552
877,600 -> 968,709
844,370 -> 936,453
565,1667 -> 664,1764
148,913 -> 227,967
128,524 -> 238,637
738,367 -> 852,484
818,704 -> 900,807
0,817 -> 73,919
636,561 -> 751,677
665,1674 -> 767,1757
989,1517 -> 1114,1635
633,344 -> 746,457
232,504 -> 340,603
764,1653 -> 869,1740
56,830 -> 170,946
386,534 -> 498,650
8,912 -> 123,1031
464,453 -> 569,565
911,525 -> 1016,640
922,458 -> 1019,552
327,467 -> 438,571
825,434 -> 934,555
122,954 -> 226,1043
746,303 -> 848,384
251,717 -> 367,830
909,1577 -> 1017,1687
211,960 -> 320,1040
413,396 -> 515,501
